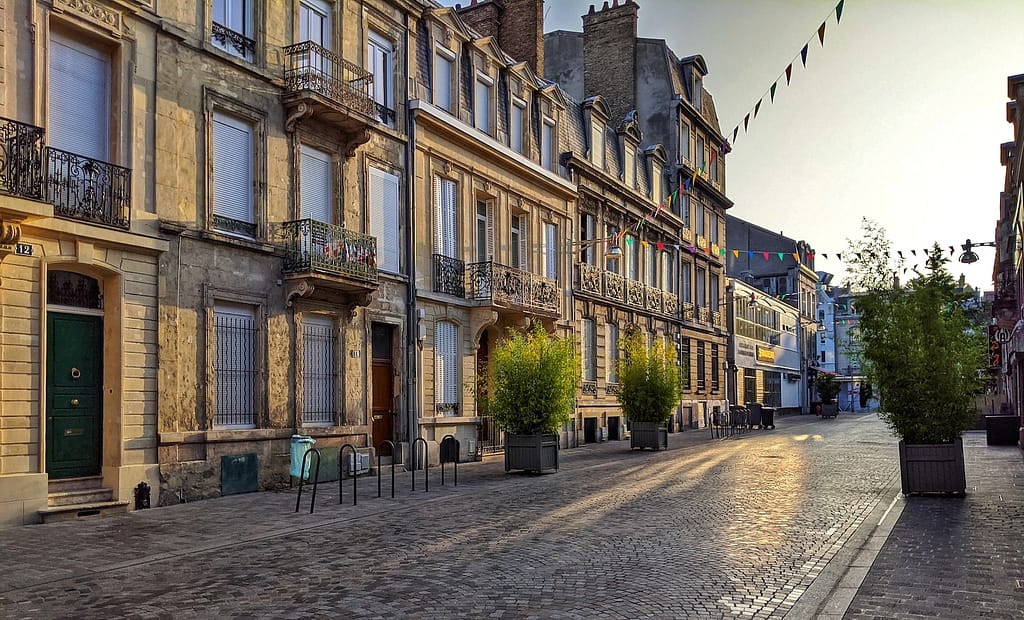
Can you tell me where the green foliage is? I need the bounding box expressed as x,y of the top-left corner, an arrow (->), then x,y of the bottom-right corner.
616,329 -> 683,424
842,218 -> 902,292
487,323 -> 579,435
815,373 -> 841,405
856,244 -> 987,444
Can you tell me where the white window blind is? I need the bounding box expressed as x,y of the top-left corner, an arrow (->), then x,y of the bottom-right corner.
214,303 -> 256,429
433,176 -> 457,258
370,167 -> 400,272
590,121 -> 604,168
302,315 -> 334,426
544,222 -> 557,280
434,48 -> 454,112
583,319 -> 597,381
435,321 -> 459,412
511,99 -> 525,153
212,112 -> 254,233
49,35 -> 110,162
607,323 -> 619,383
475,75 -> 491,133
368,32 -> 392,111
299,0 -> 329,47
300,144 -> 331,223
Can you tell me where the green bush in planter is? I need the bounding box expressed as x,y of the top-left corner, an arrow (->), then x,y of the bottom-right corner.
616,328 -> 683,425
856,245 -> 986,444
487,323 -> 579,435
815,373 -> 841,405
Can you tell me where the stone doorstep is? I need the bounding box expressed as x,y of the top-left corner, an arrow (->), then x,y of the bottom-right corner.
37,501 -> 130,524
47,475 -> 104,493
48,488 -> 115,507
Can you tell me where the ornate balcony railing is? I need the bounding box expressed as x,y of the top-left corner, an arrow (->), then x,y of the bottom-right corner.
698,306 -> 710,324
284,41 -> 375,118
212,22 -> 256,61
681,301 -> 694,321
433,253 -> 465,297
604,271 -> 626,302
645,284 -> 663,313
0,116 -> 44,200
466,261 -> 559,314
46,147 -> 131,230
575,263 -> 678,316
577,262 -> 602,295
681,227 -> 694,244
581,381 -> 598,396
605,382 -> 621,395
280,219 -> 377,283
664,292 -> 679,316
626,279 -> 645,308
374,102 -> 396,126
712,310 -> 724,330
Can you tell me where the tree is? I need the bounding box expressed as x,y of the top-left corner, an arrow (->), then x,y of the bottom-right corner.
842,218 -> 902,293
815,373 -> 841,405
616,328 -> 683,424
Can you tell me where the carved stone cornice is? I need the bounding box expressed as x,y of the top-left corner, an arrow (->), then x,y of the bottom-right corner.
51,0 -> 125,37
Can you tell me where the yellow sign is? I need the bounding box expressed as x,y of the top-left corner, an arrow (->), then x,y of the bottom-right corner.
756,346 -> 775,364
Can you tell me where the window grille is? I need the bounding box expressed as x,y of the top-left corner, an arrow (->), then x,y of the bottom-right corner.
214,305 -> 257,428
302,317 -> 334,426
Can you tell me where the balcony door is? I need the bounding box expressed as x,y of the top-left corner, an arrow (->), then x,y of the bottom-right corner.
299,0 -> 331,75
49,33 -> 110,162
299,144 -> 332,262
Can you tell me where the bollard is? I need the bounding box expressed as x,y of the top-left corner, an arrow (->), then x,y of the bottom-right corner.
133,481 -> 151,510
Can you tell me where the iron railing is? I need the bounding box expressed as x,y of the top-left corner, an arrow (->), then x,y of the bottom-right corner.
280,219 -> 377,283
46,147 -> 131,230
374,103 -> 396,126
0,116 -> 44,200
433,253 -> 466,297
212,22 -> 256,61
466,260 -> 559,314
213,214 -> 257,238
213,311 -> 257,428
284,41 -> 375,118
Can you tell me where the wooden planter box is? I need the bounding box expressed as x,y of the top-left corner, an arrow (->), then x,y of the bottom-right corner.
504,433 -> 559,473
630,421 -> 668,450
898,437 -> 966,495
985,416 -> 1020,446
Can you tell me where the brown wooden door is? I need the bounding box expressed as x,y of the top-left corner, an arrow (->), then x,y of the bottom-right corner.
371,361 -> 394,446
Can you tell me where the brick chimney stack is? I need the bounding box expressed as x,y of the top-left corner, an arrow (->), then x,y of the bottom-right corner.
455,0 -> 546,76
582,0 -> 638,121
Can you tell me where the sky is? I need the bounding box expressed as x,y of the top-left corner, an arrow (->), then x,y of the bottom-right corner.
443,0 -> 1024,291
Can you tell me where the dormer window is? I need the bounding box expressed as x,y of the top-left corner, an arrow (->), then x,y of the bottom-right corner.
541,115 -> 555,171
693,74 -> 703,112
511,95 -> 526,154
590,119 -> 605,169
434,45 -> 456,113
679,120 -> 690,163
650,165 -> 661,201
624,144 -> 636,189
474,71 -> 493,134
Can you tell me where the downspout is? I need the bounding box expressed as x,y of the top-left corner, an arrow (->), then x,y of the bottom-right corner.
404,12 -> 419,464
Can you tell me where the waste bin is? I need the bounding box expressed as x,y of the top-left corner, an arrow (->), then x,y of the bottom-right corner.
748,403 -> 763,429
289,435 -> 316,480
761,407 -> 776,430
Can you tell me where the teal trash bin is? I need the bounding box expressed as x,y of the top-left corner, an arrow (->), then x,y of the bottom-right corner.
290,435 -> 316,480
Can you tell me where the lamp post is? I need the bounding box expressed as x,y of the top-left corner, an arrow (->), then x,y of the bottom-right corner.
958,239 -> 996,264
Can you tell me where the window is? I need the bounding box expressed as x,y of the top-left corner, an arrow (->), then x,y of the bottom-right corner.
695,204 -> 704,239
625,145 -> 636,188
511,97 -> 526,154
434,321 -> 460,415
302,316 -> 334,426
647,244 -> 658,287
433,175 -> 457,258
49,34 -> 111,162
510,214 -> 527,270
662,251 -> 675,293
696,135 -> 705,171
710,212 -> 719,244
300,145 -> 331,223
582,319 -> 597,382
710,154 -> 720,183
434,46 -> 455,113
212,112 -> 255,237
606,225 -> 620,273
475,72 -> 493,133
544,222 -> 558,280
764,371 -> 782,407
696,341 -> 706,391
369,167 -> 400,272
580,212 -> 595,265
710,274 -> 720,311
368,32 -> 393,125
541,116 -> 555,171
679,193 -> 690,226
711,344 -> 720,392
628,236 -> 640,281
607,323 -> 619,383
214,303 -> 257,428
744,368 -> 757,404
299,0 -> 329,48
651,162 -> 661,201
696,266 -> 706,307
475,199 -> 494,262
693,75 -> 703,112
679,121 -> 690,163
212,0 -> 255,61
681,262 -> 692,303
590,119 -> 604,168
681,338 -> 691,390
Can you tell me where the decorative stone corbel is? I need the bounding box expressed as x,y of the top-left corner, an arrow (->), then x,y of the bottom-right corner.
0,218 -> 23,283
285,102 -> 314,133
285,279 -> 314,306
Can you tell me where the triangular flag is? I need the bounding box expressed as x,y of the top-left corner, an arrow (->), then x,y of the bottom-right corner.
809,252 -> 815,261
710,150 -> 718,165
948,246 -> 955,255
641,240 -> 648,247
719,248 -> 726,256
792,252 -> 800,261
657,242 -> 664,250
733,250 -> 740,258
897,251 -> 903,259
837,253 -> 842,260
778,252 -> 785,261
855,252 -> 862,259
818,22 -> 826,46
625,237 -> 632,246
732,127 -> 739,143
800,44 -> 809,67
770,82 -> 778,102
748,251 -> 754,258
836,0 -> 844,24
785,64 -> 793,84
684,178 -> 692,193
911,249 -> 917,256
754,99 -> 762,119
744,113 -> 750,132
689,246 -> 695,253
822,253 -> 828,259
763,252 -> 770,260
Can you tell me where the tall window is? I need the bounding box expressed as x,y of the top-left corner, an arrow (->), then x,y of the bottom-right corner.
212,0 -> 255,61
580,212 -> 595,264
541,116 -> 555,171
696,341 -> 706,391
625,145 -> 636,188
681,338 -> 691,390
696,266 -> 706,307
695,203 -> 705,238
434,321 -> 460,415
628,236 -> 640,281
368,32 -> 393,125
582,319 -> 597,382
212,112 -> 255,237
744,368 -> 757,404
49,34 -> 110,163
662,251 -> 675,293
475,72 -> 493,133
606,225 -> 620,273
510,214 -> 527,270
299,0 -> 329,48
693,75 -> 703,112
434,46 -> 455,113
710,212 -> 719,244
696,135 -> 705,172
475,199 -> 494,262
680,193 -> 690,226
433,175 -> 457,258
302,316 -> 334,426
214,303 -> 257,428
651,163 -> 661,201
647,244 -> 658,286
369,167 -> 400,272
511,97 -> 526,154
300,144 -> 331,223
710,274 -> 720,311
544,222 -> 558,280
681,261 -> 692,303
590,120 -> 605,168
711,344 -> 720,392
679,121 -> 690,163
607,323 -> 619,383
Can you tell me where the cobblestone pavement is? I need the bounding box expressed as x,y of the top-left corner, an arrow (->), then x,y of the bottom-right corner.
0,414 -> 904,619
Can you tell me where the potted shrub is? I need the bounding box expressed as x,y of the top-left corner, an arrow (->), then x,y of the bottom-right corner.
856,245 -> 986,495
815,373 -> 841,418
488,323 -> 578,473
617,328 -> 683,450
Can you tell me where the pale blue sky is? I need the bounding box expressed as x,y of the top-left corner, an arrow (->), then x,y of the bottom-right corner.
444,0 -> 1023,290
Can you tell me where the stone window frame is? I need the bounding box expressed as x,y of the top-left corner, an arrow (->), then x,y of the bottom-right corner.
205,0 -> 265,67
508,77 -> 531,155
537,94 -> 562,172
295,310 -> 343,428
294,128 -> 344,224
470,50 -> 497,136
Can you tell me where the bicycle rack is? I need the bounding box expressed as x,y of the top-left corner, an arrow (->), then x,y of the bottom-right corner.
439,434 -> 459,486
376,440 -> 397,499
411,437 -> 428,492
294,448 -> 322,514
339,443 -> 358,506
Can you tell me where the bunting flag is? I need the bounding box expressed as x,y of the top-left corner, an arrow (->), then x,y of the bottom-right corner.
754,99 -> 762,119
800,44 -> 809,67
792,252 -> 800,261
777,252 -> 785,261
836,0 -> 844,23
732,127 -> 738,143
770,82 -> 778,102
818,22 -> 826,46
785,63 -> 793,85
897,251 -> 904,259
733,249 -> 740,258
744,113 -> 750,132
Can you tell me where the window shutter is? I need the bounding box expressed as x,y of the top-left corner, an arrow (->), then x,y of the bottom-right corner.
486,201 -> 495,259
212,113 -> 254,228
49,35 -> 110,162
443,179 -> 457,258
369,167 -> 400,272
300,145 -> 332,223
302,315 -> 334,426
545,223 -> 557,280
435,321 -> 459,408
518,215 -> 528,270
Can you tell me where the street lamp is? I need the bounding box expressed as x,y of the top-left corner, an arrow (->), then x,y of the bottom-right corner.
958,239 -> 996,265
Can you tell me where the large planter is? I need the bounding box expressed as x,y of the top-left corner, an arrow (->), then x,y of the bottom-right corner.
985,416 -> 1020,446
630,421 -> 668,450
898,437 -> 966,495
819,403 -> 837,419
504,433 -> 559,473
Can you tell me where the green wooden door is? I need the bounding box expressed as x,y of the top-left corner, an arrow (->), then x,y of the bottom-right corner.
46,312 -> 103,478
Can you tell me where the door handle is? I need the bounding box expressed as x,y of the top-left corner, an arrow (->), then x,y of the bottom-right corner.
70,399 -> 79,407
70,367 -> 81,380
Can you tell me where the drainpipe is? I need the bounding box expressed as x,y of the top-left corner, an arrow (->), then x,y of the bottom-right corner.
403,12 -> 419,467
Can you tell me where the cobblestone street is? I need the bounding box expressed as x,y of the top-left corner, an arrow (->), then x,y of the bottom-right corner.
0,414 -> 1018,619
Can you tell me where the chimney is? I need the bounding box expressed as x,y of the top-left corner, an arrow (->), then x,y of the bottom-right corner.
455,0 -> 503,40
582,0 -> 638,121
455,0 -> 546,76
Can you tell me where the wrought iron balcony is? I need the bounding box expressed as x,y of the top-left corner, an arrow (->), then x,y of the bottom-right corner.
681,301 -> 694,322
466,261 -> 559,316
0,116 -> 44,201
283,41 -> 376,132
46,147 -> 131,230
280,219 -> 377,284
212,22 -> 255,61
433,254 -> 466,297
374,103 -> 396,126
574,263 -> 678,316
